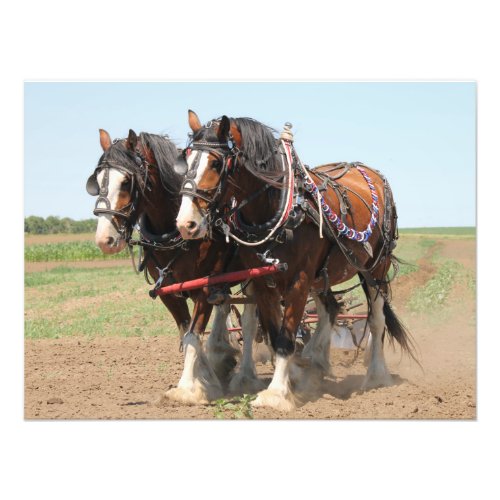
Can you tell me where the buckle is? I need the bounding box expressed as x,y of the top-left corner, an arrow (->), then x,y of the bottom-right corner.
256,250 -> 280,266
275,230 -> 286,244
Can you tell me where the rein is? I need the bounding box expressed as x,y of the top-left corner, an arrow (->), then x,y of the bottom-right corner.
215,140 -> 295,246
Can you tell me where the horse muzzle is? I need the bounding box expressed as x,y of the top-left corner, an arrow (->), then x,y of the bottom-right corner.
95,229 -> 127,254
177,218 -> 207,240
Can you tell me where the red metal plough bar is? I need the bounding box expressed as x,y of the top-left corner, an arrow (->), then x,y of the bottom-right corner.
149,263 -> 287,298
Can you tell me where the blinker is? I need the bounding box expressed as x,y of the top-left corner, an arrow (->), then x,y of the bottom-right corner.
86,174 -> 99,196
174,152 -> 189,176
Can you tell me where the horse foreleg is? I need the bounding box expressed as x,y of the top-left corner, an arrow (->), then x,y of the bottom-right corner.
206,302 -> 239,384
164,293 -> 223,404
252,277 -> 309,412
159,295 -> 191,347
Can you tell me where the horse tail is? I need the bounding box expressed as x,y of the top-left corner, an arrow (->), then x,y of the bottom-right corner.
382,299 -> 420,365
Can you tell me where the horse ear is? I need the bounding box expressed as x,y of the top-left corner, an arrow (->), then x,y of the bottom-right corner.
188,109 -> 202,133
99,129 -> 112,151
229,121 -> 242,149
217,116 -> 230,143
127,129 -> 138,151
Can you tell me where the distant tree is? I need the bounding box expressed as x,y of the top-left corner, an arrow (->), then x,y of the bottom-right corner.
45,216 -> 63,233
60,217 -> 73,233
72,218 -> 97,233
24,216 -> 97,234
25,216 -> 47,234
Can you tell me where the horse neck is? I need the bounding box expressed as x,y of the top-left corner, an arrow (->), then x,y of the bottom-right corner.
141,171 -> 180,235
236,167 -> 280,225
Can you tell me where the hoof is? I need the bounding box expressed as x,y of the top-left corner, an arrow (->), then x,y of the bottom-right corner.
229,372 -> 266,395
163,383 -> 222,405
289,361 -> 327,404
251,388 -> 296,412
208,350 -> 238,384
361,370 -> 394,391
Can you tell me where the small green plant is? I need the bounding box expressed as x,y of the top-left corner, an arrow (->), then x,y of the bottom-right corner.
213,394 -> 256,419
157,362 -> 168,374
407,260 -> 463,313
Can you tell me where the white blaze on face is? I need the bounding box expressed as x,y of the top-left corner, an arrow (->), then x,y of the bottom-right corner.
95,168 -> 128,254
176,151 -> 210,239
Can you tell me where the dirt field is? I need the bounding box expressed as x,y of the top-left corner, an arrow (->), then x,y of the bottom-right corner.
24,238 -> 476,420
25,232 -> 94,245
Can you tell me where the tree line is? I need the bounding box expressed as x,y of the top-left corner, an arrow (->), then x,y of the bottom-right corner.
25,216 -> 97,234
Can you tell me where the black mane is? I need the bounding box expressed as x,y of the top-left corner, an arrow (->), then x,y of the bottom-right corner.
230,117 -> 287,189
98,133 -> 182,196
192,116 -> 284,187
232,117 -> 281,174
98,139 -> 135,168
139,133 -> 182,195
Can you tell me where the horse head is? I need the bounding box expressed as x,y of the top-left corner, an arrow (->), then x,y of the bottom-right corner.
86,129 -> 156,254
175,110 -> 239,239
176,111 -> 285,241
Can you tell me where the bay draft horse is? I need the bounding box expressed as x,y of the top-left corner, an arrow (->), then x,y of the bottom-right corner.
176,110 -> 418,411
86,129 -> 265,405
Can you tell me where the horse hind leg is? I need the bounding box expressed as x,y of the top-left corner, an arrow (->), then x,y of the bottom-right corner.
361,283 -> 394,390
293,290 -> 339,398
229,286 -> 266,395
301,291 -> 339,373
206,303 -> 239,384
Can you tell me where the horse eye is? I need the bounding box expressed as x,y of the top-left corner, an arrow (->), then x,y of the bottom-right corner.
121,179 -> 131,189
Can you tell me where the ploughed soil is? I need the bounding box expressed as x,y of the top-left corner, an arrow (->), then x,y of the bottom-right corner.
24,239 -> 476,420
25,233 -> 95,245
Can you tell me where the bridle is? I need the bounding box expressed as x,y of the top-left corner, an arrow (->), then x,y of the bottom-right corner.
86,143 -> 150,241
175,130 -> 293,245
175,138 -> 234,215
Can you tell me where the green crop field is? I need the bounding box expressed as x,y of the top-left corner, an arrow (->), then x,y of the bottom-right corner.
25,265 -> 180,339
25,241 -> 129,262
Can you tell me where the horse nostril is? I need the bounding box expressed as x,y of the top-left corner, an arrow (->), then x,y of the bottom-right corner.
106,236 -> 115,246
186,221 -> 198,231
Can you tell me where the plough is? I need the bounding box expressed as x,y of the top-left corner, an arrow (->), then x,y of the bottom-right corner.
149,263 -> 370,351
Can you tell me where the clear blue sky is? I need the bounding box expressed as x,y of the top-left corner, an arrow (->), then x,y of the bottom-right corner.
24,82 -> 475,228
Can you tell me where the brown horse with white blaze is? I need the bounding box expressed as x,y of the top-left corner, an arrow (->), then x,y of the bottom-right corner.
176,111 -> 417,411
87,128 -> 263,404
